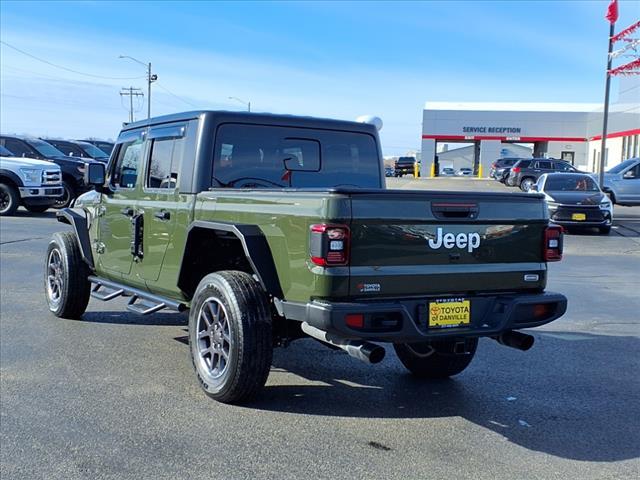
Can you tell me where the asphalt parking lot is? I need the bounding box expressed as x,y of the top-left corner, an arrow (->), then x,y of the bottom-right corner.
1,179 -> 639,480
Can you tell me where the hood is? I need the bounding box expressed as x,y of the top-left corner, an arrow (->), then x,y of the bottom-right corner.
52,155 -> 98,165
546,191 -> 606,205
0,156 -> 57,169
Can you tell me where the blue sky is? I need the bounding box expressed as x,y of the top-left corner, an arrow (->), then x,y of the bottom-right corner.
1,1 -> 638,154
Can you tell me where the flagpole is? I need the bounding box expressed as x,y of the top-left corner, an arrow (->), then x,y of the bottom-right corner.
598,22 -> 615,188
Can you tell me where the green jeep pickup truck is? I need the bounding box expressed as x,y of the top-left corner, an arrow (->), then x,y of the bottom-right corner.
45,111 -> 567,403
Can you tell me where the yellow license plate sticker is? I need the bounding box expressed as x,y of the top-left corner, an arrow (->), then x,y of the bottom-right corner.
572,213 -> 586,221
429,299 -> 471,328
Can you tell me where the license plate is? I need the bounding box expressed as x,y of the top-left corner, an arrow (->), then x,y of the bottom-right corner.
572,213 -> 586,221
429,299 -> 471,328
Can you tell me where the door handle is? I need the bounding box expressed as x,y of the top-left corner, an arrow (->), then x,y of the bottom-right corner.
154,210 -> 171,221
121,207 -> 135,217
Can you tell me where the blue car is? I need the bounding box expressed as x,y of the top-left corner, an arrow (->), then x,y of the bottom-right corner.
598,158 -> 640,206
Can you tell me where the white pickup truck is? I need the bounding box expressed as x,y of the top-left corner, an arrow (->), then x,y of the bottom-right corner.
0,145 -> 63,215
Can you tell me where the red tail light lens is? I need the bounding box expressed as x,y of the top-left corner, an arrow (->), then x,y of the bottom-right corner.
310,224 -> 350,266
544,225 -> 563,261
512,166 -> 521,173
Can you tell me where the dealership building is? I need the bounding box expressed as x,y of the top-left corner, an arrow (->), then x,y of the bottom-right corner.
421,76 -> 639,176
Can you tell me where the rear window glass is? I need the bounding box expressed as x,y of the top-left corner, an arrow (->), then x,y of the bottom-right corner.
516,160 -> 531,168
212,124 -> 380,189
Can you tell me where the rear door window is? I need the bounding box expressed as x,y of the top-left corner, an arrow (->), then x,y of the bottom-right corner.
536,161 -> 552,169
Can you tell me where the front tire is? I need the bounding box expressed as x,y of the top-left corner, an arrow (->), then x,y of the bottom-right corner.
0,182 -> 20,216
599,226 -> 611,235
189,271 -> 273,404
394,338 -> 478,379
44,231 -> 91,319
53,180 -> 75,209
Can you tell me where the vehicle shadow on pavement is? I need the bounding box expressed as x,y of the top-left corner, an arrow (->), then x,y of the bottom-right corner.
250,332 -> 640,463
80,310 -> 188,326
13,209 -> 58,219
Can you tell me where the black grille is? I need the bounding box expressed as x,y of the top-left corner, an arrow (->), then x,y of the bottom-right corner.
552,206 -> 605,222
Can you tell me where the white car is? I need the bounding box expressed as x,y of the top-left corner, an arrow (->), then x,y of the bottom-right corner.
456,167 -> 473,176
0,145 -> 63,215
531,172 -> 613,234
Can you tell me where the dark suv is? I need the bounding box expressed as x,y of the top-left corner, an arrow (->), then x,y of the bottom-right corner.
44,139 -> 109,163
506,158 -> 578,191
394,156 -> 417,177
490,157 -> 521,183
0,135 -> 97,207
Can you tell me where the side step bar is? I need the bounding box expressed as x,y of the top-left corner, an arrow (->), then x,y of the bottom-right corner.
88,275 -> 187,315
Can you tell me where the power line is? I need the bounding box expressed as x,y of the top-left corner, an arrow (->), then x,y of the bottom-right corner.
0,40 -> 146,80
155,82 -> 200,108
120,87 -> 144,123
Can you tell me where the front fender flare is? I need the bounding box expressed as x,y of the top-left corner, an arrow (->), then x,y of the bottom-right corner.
56,208 -> 95,271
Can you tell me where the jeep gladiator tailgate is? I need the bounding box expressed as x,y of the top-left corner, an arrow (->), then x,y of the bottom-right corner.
347,190 -> 549,297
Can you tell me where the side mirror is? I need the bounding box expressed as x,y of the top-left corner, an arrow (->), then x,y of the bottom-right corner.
623,170 -> 635,179
85,162 -> 106,187
530,184 -> 538,192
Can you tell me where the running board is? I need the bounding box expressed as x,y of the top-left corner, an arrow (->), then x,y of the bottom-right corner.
88,275 -> 187,315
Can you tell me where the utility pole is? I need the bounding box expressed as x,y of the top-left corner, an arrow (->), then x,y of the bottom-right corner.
120,87 -> 144,123
119,55 -> 157,119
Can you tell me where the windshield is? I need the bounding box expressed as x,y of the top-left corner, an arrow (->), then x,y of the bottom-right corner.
0,145 -> 15,156
27,139 -> 65,157
607,158 -> 637,174
79,142 -> 108,158
545,176 -> 599,192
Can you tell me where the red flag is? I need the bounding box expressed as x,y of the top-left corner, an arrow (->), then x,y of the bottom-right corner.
605,0 -> 618,24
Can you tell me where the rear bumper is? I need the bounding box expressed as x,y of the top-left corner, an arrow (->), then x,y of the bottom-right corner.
281,291 -> 567,343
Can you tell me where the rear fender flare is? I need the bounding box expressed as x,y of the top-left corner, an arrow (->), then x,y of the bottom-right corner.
179,221 -> 284,299
56,208 -> 95,270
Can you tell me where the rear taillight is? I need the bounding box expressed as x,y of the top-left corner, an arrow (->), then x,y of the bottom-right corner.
544,225 -> 563,262
512,166 -> 521,173
310,224 -> 350,266
491,162 -> 497,168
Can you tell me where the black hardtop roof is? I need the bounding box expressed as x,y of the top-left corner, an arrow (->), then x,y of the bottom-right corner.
120,110 -> 378,135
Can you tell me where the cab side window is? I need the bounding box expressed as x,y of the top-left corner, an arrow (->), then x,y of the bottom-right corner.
111,137 -> 144,189
536,161 -> 552,169
3,139 -> 32,157
146,137 -> 184,189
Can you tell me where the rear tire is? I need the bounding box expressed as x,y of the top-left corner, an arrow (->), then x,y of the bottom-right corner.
44,231 -> 91,319
0,182 -> 20,216
189,271 -> 273,404
394,338 -> 478,379
520,177 -> 535,192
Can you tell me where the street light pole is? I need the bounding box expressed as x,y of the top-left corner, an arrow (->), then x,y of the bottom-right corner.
228,96 -> 251,112
119,55 -> 157,119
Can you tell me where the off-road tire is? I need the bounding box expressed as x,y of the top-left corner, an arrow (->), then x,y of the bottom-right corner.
394,338 -> 478,379
44,231 -> 91,319
53,180 -> 75,209
189,271 -> 273,404
599,226 -> 611,235
25,205 -> 50,213
0,182 -> 20,216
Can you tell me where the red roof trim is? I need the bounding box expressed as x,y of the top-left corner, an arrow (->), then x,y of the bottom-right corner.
589,128 -> 640,141
421,134 -> 587,142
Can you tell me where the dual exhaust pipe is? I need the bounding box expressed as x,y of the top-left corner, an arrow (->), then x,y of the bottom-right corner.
301,322 -> 535,365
